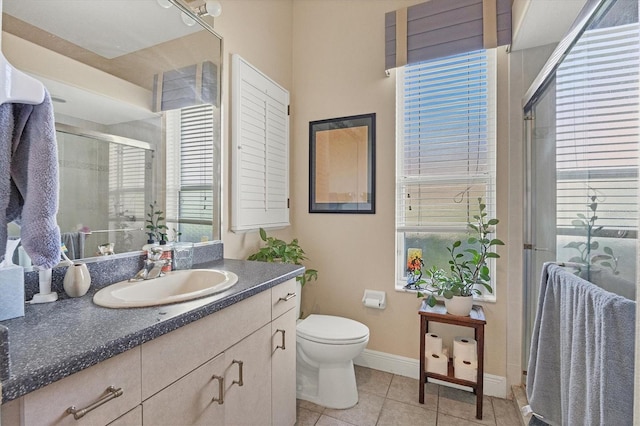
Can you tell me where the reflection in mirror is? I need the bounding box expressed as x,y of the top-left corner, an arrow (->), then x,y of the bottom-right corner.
2,0 -> 222,263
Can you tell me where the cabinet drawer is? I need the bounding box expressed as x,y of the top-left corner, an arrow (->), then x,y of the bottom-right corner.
271,279 -> 297,320
23,347 -> 141,426
141,290 -> 271,399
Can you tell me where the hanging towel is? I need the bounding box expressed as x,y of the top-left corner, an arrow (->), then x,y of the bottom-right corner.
526,263 -> 635,426
0,90 -> 60,269
61,231 -> 85,260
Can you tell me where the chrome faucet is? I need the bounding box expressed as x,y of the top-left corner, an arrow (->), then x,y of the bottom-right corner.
130,247 -> 168,281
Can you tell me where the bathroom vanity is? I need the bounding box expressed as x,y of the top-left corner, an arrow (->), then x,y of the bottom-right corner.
0,259 -> 300,426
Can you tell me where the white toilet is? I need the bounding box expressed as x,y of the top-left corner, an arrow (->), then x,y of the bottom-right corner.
295,284 -> 370,409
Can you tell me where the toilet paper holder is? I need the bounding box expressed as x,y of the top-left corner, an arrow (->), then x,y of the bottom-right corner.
362,290 -> 386,309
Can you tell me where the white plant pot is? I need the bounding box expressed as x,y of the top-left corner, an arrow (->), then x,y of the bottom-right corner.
444,295 -> 473,316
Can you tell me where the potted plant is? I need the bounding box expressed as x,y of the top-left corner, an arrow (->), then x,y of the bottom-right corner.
417,197 -> 504,316
145,201 -> 168,244
247,228 -> 318,287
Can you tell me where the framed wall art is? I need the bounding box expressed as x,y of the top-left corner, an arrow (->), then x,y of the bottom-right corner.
309,113 -> 376,214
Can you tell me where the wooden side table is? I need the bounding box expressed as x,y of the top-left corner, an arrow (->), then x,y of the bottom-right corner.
418,300 -> 486,420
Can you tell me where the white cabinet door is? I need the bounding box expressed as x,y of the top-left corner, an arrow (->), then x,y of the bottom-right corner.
107,405 -> 142,426
223,324 -> 272,425
231,54 -> 290,231
271,308 -> 297,426
141,290 -> 270,399
142,353 -> 226,426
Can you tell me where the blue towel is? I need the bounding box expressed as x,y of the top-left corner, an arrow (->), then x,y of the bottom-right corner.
527,263 -> 635,426
0,90 -> 60,269
61,231 -> 85,260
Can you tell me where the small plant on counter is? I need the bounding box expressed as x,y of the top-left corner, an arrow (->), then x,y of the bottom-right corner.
145,201 -> 168,243
248,228 -> 318,287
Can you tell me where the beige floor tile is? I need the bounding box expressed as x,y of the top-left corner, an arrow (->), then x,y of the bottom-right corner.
316,414 -> 357,426
492,397 -> 522,426
298,398 -> 326,414
377,398 -> 437,426
295,366 -> 523,426
354,364 -> 393,397
322,391 -> 385,426
386,374 -> 439,412
437,386 -> 495,425
296,407 -> 322,426
436,412 -> 487,426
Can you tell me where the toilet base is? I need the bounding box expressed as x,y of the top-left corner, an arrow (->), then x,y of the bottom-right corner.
297,353 -> 359,409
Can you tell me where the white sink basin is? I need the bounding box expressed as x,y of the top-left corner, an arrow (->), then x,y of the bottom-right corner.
93,269 -> 239,308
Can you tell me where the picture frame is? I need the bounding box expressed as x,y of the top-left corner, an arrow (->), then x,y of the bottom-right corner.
309,113 -> 376,214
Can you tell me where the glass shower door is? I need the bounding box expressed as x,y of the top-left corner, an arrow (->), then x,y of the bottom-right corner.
523,82 -> 557,371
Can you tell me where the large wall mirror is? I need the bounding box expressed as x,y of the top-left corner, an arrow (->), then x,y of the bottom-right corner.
2,0 -> 222,262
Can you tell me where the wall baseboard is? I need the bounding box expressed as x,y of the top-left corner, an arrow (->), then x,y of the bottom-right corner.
354,348 -> 507,399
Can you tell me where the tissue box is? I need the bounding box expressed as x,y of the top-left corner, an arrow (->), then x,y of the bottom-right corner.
0,265 -> 25,321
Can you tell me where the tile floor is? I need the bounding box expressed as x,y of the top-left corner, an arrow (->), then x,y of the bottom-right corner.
295,366 -> 522,426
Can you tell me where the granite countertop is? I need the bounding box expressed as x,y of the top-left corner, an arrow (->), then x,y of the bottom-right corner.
0,259 -> 303,403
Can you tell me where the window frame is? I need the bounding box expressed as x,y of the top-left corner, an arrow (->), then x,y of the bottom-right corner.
394,49 -> 499,302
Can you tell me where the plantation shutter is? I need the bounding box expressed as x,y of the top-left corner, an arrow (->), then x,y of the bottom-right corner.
555,23 -> 640,235
231,54 -> 290,231
396,49 -> 497,232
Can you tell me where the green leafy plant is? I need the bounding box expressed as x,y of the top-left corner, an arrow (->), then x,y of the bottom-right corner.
248,228 -> 318,286
417,197 -> 504,307
564,195 -> 619,277
145,201 -> 168,243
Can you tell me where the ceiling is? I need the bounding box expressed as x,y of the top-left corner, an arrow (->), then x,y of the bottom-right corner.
511,0 -> 588,51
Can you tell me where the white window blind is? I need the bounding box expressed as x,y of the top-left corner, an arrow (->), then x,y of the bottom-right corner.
556,23 -> 639,235
108,144 -> 147,223
231,54 -> 289,231
165,104 -> 215,241
395,49 -> 497,293
108,143 -> 149,252
396,49 -> 497,233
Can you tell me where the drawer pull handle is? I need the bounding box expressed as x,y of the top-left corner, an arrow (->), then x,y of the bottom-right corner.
276,329 -> 286,350
232,359 -> 244,387
278,292 -> 296,302
66,386 -> 123,420
211,375 -> 224,404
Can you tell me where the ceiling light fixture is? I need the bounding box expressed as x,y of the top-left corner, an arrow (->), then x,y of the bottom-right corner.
194,1 -> 222,18
181,12 -> 196,26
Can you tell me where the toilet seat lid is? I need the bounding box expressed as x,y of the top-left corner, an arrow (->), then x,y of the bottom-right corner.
297,314 -> 369,344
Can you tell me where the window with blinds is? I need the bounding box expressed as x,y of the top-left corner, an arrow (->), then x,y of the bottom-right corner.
555,20 -> 639,278
165,104 -> 215,242
108,143 -> 150,252
556,22 -> 639,234
395,49 -> 497,291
